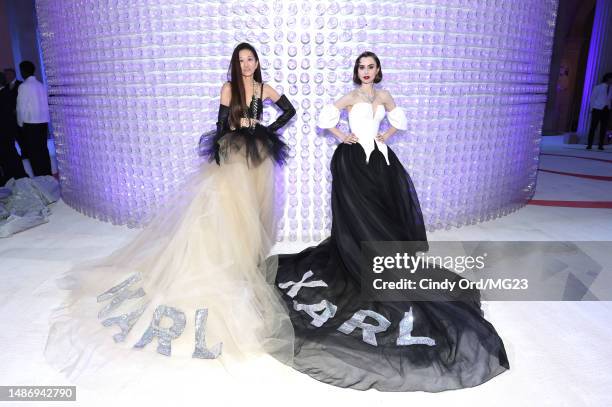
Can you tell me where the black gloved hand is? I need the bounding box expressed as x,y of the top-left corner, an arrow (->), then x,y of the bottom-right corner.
213,104 -> 230,165
267,95 -> 296,133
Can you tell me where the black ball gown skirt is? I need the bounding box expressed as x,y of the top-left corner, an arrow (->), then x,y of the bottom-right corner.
272,142 -> 509,392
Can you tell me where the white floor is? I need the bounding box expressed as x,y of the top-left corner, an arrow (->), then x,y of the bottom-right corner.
1,136 -> 611,406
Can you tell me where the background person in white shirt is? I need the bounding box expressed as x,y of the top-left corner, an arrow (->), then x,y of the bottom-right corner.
587,72 -> 612,150
16,60 -> 52,176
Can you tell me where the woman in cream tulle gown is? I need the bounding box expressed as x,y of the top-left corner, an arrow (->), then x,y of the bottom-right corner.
45,42 -> 297,377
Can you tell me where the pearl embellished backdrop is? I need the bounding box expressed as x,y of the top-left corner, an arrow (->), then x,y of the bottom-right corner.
35,0 -> 558,240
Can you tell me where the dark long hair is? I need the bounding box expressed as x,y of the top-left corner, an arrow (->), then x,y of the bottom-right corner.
353,51 -> 383,85
227,42 -> 263,128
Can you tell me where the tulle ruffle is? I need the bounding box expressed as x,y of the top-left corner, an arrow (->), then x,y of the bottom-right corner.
199,124 -> 289,167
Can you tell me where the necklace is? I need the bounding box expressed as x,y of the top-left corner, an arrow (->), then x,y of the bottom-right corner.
243,79 -> 258,131
357,87 -> 376,103
243,80 -> 256,114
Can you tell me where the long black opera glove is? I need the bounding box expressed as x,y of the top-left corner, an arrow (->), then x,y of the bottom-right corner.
267,95 -> 296,133
212,104 -> 230,165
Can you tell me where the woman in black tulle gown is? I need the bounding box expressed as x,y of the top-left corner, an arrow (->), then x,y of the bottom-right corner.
271,52 -> 509,391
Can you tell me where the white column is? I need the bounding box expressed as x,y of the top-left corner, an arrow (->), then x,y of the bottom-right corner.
577,0 -> 612,137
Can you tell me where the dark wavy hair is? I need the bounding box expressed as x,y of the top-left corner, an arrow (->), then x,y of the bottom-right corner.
353,51 -> 383,85
227,43 -> 262,128
19,60 -> 36,79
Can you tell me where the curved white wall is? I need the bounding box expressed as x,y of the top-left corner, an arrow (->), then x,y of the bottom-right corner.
36,0 -> 558,240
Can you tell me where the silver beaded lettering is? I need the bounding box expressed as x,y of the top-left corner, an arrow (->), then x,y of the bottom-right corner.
101,302 -> 148,343
337,310 -> 391,346
192,309 -> 222,359
293,299 -> 337,327
396,308 -> 436,346
133,305 -> 186,356
278,271 -> 328,298
96,273 -> 141,303
98,287 -> 146,319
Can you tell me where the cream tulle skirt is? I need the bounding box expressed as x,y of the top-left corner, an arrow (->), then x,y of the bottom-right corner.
45,147 -> 294,379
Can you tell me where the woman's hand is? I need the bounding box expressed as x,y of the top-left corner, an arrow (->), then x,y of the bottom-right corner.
342,133 -> 359,144
376,132 -> 390,143
240,117 -> 260,128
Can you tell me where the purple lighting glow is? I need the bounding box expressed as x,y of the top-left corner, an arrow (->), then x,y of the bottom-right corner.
35,0 -> 558,240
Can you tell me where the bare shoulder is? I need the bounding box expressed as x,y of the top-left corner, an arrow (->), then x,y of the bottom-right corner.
335,90 -> 357,109
378,89 -> 397,109
221,81 -> 232,92
262,83 -> 281,102
347,89 -> 360,99
378,89 -> 393,101
262,83 -> 275,95
220,82 -> 231,105
221,81 -> 232,94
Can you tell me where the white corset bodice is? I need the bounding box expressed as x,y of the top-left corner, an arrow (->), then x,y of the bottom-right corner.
318,102 -> 408,165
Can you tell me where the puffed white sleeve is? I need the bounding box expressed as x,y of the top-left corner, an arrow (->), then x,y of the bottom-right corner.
387,107 -> 408,131
317,104 -> 340,129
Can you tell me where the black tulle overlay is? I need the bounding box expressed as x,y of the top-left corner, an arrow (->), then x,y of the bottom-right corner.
199,124 -> 289,168
199,92 -> 292,167
272,143 -> 510,391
